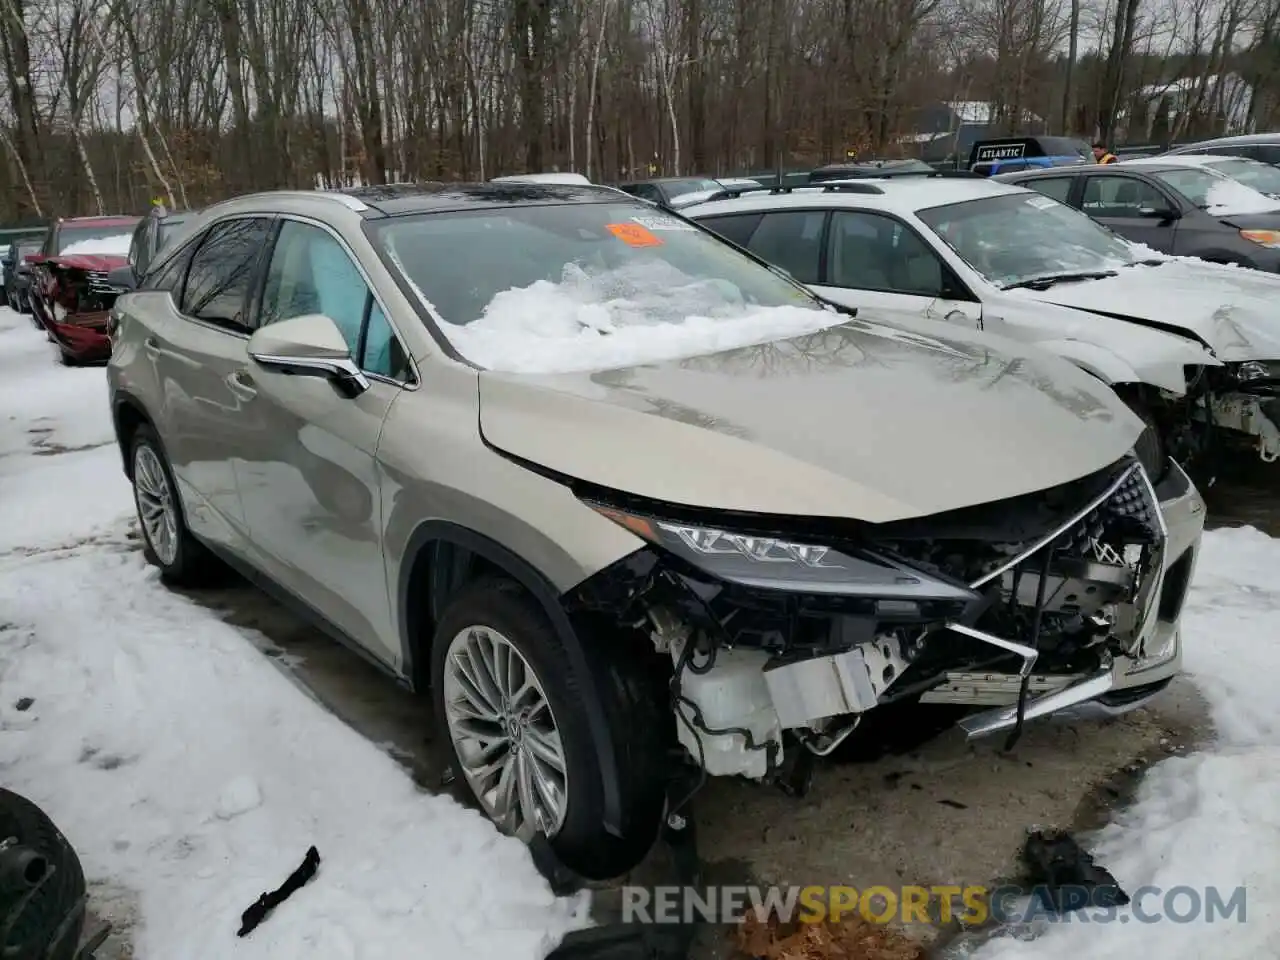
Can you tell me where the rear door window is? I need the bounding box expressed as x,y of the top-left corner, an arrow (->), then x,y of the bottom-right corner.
743,210 -> 826,283
179,217 -> 274,333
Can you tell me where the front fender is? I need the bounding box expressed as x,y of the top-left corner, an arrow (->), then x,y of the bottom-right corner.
1040,337 -> 1218,396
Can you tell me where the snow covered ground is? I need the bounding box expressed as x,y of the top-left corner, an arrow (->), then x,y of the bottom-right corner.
0,309 -> 587,955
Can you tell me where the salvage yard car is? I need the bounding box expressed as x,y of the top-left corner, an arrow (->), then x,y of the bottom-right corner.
687,176 -> 1280,468
28,214 -> 140,364
107,182 -> 1203,880
996,159 -> 1280,271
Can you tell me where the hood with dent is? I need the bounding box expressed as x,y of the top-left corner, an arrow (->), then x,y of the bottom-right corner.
1020,259 -> 1280,361
478,316 -> 1143,523
49,253 -> 128,272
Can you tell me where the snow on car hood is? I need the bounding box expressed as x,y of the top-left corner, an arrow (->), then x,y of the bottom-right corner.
478,315 -> 1143,523
1202,178 -> 1280,217
1019,258 -> 1280,361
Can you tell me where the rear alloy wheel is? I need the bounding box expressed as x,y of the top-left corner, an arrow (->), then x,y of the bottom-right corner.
431,578 -> 666,880
130,425 -> 217,585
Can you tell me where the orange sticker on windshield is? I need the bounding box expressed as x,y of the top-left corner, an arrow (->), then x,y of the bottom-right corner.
606,222 -> 664,247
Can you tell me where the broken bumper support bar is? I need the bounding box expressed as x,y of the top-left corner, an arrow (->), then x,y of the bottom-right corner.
957,669 -> 1115,739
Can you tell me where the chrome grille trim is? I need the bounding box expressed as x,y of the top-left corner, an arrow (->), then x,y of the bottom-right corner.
969,461 -> 1142,589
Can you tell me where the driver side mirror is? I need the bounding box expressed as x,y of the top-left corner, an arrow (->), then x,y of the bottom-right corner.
247,313 -> 370,399
107,264 -> 137,292
1138,205 -> 1179,221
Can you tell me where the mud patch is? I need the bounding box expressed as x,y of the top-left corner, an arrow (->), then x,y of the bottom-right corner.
729,913 -> 925,960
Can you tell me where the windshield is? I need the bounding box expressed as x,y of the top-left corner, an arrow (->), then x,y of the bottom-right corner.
662,178 -> 722,199
56,223 -> 138,256
1200,158 -> 1280,196
370,200 -> 836,373
1147,167 -> 1280,215
916,192 -> 1138,287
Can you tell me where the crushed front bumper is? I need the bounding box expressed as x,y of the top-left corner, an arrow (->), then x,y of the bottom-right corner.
918,460 -> 1204,736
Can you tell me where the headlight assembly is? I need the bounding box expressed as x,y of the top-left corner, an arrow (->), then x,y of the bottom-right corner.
587,502 -> 977,603
1240,229 -> 1280,249
1233,359 -> 1275,382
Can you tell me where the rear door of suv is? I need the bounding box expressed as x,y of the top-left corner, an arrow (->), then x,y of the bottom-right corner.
131,216 -> 276,555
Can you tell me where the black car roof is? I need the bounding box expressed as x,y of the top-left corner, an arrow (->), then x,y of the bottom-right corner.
342,181 -> 624,216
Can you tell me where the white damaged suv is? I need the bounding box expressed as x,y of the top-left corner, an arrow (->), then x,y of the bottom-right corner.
687,176 -> 1280,476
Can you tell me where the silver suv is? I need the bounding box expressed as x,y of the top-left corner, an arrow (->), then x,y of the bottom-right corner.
106,183 -> 1205,880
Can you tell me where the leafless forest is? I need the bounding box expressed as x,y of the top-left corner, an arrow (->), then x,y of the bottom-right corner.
2,0 -> 1280,220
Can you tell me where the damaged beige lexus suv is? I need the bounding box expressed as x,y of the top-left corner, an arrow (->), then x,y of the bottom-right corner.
105,183 -> 1205,880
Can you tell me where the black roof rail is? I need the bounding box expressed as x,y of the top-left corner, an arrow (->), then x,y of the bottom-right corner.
822,182 -> 885,194
701,184 -> 798,202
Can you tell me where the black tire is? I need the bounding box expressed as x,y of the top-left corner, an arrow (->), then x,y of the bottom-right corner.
128,423 -> 219,585
0,788 -> 87,960
1117,389 -> 1168,482
57,348 -> 79,367
430,577 -> 667,880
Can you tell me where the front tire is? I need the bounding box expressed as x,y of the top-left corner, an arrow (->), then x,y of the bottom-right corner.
129,424 -> 217,585
430,578 -> 665,880
1117,389 -> 1168,482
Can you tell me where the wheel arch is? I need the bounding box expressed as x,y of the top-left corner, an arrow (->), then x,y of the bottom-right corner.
111,390 -> 156,478
398,519 -> 627,837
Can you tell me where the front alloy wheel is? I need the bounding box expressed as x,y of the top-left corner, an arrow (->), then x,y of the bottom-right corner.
442,625 -> 569,838
430,578 -> 667,880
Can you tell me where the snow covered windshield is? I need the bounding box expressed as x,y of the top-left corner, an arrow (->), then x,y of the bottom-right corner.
916,192 -> 1138,288
1201,158 -> 1280,196
1148,167 -> 1280,215
372,201 -> 838,374
55,223 -> 138,256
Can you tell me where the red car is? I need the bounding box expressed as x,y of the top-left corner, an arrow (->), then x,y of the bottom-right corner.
28,215 -> 141,365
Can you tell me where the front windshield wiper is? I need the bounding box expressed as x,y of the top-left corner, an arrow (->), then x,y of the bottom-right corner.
1001,270 -> 1118,291
814,295 -> 858,317
1125,258 -> 1168,267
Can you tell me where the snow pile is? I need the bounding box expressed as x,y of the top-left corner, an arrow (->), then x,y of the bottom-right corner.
441,260 -> 842,374
976,526 -> 1280,958
0,307 -> 588,958
59,233 -> 132,258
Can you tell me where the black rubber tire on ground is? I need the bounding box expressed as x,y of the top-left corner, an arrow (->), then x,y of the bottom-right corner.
128,423 -> 220,586
1117,390 -> 1168,483
430,577 -> 668,881
56,348 -> 79,367
0,788 -> 87,960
